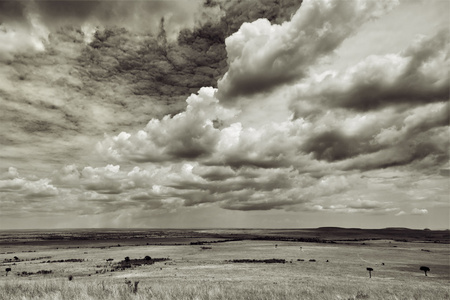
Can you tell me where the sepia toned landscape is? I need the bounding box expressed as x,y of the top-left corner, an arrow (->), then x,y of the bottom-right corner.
1,0 -> 449,298
1,228 -> 449,299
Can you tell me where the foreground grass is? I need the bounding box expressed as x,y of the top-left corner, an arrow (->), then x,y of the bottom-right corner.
1,276 -> 449,300
1,240 -> 448,299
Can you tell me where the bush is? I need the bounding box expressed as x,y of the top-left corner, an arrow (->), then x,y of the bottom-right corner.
227,259 -> 286,264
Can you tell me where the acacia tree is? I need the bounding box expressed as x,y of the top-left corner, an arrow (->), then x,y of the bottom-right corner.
366,267 -> 373,278
5,268 -> 11,276
420,266 -> 430,276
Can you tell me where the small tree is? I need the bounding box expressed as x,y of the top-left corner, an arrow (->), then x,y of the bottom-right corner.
124,257 -> 130,262
366,267 -> 373,278
144,256 -> 151,261
420,266 -> 430,276
5,268 -> 11,276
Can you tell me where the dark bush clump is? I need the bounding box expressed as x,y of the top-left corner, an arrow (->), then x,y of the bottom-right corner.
227,259 -> 286,264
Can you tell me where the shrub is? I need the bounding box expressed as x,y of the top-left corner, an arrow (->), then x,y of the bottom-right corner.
228,259 -> 286,264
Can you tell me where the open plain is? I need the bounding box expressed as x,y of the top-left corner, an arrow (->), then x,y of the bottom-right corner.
0,228 -> 449,300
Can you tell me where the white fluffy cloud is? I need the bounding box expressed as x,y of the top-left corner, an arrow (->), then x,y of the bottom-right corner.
98,87 -> 238,162
217,0 -> 399,101
0,168 -> 61,217
0,167 -> 58,198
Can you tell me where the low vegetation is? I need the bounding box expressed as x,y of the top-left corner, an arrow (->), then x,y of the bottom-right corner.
227,258 -> 286,264
17,270 -> 53,277
1,277 -> 448,300
0,228 -> 448,299
45,259 -> 84,263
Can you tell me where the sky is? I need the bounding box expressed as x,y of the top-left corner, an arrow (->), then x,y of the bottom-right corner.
0,0 -> 449,230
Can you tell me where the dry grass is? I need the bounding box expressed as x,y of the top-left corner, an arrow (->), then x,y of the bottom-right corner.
1,276 -> 449,300
1,239 -> 449,299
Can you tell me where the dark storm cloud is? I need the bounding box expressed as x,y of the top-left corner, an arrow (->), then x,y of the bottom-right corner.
191,165 -> 236,181
301,130 -> 360,162
0,1 -> 26,22
220,196 -> 297,211
440,169 -> 450,177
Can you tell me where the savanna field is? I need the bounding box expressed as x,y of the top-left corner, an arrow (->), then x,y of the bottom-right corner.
0,229 -> 449,300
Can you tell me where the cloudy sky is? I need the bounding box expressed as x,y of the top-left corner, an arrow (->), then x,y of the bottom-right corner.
0,0 -> 448,230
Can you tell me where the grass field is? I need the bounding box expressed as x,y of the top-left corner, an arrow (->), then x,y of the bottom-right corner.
0,229 -> 449,299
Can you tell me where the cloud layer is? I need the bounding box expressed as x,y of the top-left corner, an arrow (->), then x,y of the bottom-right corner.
95,0 -> 448,216
0,0 -> 448,229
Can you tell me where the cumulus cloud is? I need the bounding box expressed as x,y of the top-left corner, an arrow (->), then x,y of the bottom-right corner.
217,0 -> 398,101
411,208 -> 428,215
1,0 -> 448,228
98,87 -> 238,162
0,168 -> 61,218
396,208 -> 429,216
97,0 -> 448,215
0,167 -> 58,197
292,28 -> 449,113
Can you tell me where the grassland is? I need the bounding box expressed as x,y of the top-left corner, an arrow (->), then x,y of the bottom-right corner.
0,229 -> 449,299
